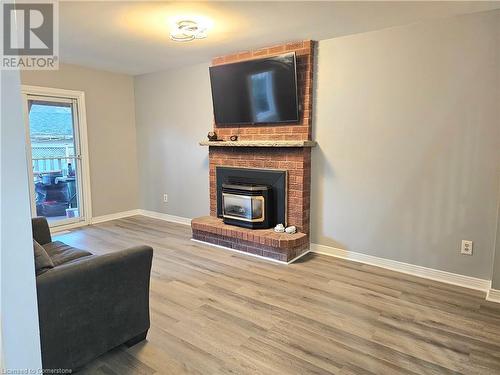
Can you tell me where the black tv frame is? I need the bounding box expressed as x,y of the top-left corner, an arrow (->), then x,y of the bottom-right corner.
209,52 -> 299,126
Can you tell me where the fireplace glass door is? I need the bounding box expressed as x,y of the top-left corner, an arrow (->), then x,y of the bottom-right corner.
222,193 -> 265,222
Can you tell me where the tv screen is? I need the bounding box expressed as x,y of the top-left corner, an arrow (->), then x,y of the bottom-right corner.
209,53 -> 298,125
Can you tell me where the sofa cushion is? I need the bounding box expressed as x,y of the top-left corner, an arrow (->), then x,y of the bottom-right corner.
43,241 -> 92,267
33,240 -> 54,276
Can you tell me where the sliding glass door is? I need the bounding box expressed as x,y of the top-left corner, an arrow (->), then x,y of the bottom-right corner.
23,88 -> 90,228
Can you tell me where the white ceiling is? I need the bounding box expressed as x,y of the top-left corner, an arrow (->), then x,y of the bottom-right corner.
59,1 -> 500,75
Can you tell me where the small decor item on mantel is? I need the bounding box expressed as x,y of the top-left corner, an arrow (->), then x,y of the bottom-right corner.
229,135 -> 238,141
207,131 -> 220,141
285,226 -> 297,234
274,223 -> 285,233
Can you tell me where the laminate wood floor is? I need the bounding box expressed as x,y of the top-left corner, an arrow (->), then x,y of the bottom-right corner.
55,216 -> 500,375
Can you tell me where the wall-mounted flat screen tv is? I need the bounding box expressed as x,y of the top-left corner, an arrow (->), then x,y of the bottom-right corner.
209,52 -> 298,125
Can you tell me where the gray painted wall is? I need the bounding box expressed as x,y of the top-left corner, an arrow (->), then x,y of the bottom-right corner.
311,10 -> 500,279
134,63 -> 211,218
133,10 -> 500,280
21,64 -> 140,217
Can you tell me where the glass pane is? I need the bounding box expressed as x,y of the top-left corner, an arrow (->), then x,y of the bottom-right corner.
223,194 -> 264,221
251,197 -> 263,219
224,194 -> 253,220
29,101 -> 81,224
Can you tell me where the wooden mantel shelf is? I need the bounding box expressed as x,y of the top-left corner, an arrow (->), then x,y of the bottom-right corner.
199,140 -> 317,148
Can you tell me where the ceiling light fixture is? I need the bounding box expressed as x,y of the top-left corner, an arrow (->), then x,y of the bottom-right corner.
170,20 -> 207,42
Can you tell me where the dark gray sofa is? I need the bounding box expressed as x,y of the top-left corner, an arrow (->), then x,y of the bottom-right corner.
32,217 -> 153,371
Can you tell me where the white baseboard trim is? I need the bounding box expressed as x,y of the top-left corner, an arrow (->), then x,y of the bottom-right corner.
138,209 -> 192,226
486,288 -> 500,303
91,209 -> 142,224
86,212 -> 499,301
89,209 -> 191,226
191,238 -> 310,265
310,243 -> 491,292
50,220 -> 88,233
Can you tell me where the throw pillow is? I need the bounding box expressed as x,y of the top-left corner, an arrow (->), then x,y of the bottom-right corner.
33,240 -> 54,276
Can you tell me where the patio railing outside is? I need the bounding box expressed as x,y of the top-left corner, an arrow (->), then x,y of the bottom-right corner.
32,156 -> 77,174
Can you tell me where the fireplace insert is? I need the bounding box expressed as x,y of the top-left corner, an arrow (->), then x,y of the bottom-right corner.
222,183 -> 272,229
216,167 -> 287,227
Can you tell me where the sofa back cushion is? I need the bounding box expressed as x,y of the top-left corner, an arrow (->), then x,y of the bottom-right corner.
43,241 -> 92,266
33,240 -> 54,276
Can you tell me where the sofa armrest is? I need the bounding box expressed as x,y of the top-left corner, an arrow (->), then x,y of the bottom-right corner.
36,245 -> 153,370
32,217 -> 52,245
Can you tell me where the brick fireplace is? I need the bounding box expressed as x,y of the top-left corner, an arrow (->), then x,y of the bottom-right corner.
192,40 -> 316,263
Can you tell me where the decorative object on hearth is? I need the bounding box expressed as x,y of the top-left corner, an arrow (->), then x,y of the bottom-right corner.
285,226 -> 297,234
207,131 -> 218,141
274,223 -> 285,233
229,135 -> 238,141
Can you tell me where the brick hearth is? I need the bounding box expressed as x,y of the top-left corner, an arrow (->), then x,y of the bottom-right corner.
192,40 -> 315,263
192,216 -> 309,262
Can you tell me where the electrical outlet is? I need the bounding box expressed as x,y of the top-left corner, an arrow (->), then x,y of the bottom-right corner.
163,194 -> 168,203
461,240 -> 473,255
